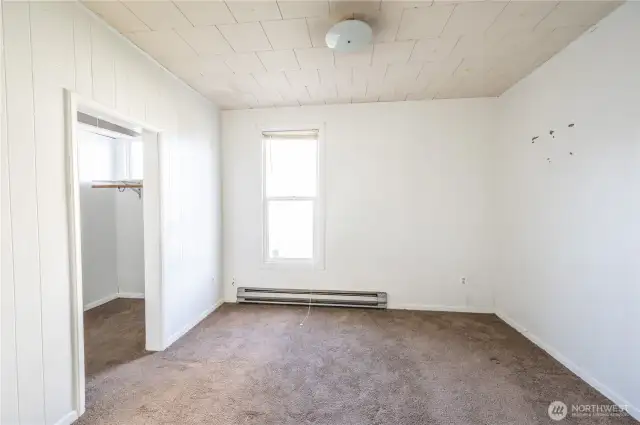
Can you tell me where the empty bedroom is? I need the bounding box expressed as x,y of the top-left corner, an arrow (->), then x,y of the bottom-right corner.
1,0 -> 638,424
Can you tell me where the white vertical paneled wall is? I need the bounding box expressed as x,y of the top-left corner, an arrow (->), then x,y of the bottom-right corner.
3,4 -> 47,424
494,3 -> 640,419
162,92 -> 224,346
0,3 -> 20,424
0,2 -> 222,425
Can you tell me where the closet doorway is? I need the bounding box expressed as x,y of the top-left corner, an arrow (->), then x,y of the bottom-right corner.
78,111 -> 146,378
65,91 -> 164,418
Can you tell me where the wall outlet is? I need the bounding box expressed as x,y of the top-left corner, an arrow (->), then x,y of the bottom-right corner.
461,277 -> 467,285
232,278 -> 235,287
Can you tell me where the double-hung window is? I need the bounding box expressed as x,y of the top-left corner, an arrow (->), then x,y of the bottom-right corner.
262,129 -> 323,266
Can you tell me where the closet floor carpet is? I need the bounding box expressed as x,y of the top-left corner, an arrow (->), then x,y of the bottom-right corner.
84,298 -> 147,377
78,302 -> 633,425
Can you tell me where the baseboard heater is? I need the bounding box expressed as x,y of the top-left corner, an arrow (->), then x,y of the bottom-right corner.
237,287 -> 387,309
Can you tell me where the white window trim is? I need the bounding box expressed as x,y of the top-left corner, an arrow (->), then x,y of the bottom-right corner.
261,125 -> 326,269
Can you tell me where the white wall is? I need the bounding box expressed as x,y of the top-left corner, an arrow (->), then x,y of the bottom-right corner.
0,2 -> 222,425
116,188 -> 145,296
162,97 -> 223,346
494,2 -> 640,419
222,99 -> 497,311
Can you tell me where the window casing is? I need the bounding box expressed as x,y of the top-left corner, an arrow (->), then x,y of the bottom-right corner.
262,129 -> 324,267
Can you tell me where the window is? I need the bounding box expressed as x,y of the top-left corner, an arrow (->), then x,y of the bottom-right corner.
263,129 -> 323,265
128,139 -> 144,180
114,138 -> 143,181
77,129 -> 115,182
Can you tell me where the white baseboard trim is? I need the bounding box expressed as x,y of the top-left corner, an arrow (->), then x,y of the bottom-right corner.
53,410 -> 78,425
165,299 -> 225,349
83,293 -> 118,311
117,292 -> 145,299
83,292 -> 145,311
496,311 -> 639,422
389,303 -> 494,314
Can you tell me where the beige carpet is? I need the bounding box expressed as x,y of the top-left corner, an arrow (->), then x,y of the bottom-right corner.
78,300 -> 633,424
84,298 -> 147,377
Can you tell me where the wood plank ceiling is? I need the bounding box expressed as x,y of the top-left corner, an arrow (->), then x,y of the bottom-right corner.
83,0 -> 622,109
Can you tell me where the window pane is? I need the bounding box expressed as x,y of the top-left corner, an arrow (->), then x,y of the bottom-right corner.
268,200 -> 313,259
112,142 -> 128,181
129,140 -> 144,180
77,129 -> 114,182
265,137 -> 317,197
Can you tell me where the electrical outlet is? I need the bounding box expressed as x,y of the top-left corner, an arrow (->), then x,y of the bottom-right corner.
461,277 -> 466,285
232,278 -> 235,287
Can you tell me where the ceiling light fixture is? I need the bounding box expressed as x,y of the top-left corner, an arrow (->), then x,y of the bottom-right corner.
325,19 -> 373,53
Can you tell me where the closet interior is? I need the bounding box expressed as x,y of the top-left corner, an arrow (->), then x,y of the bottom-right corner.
76,112 -> 147,379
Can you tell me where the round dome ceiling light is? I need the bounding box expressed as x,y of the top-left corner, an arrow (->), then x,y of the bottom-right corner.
325,19 -> 373,53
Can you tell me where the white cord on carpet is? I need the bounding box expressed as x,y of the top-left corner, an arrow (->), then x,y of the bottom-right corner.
299,290 -> 312,326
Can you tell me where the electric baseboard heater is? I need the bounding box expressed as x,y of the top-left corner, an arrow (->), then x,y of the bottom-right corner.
237,287 -> 387,309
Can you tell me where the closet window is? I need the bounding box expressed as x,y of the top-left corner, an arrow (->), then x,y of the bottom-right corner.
129,140 -> 144,180
78,131 -> 115,182
115,140 -> 143,181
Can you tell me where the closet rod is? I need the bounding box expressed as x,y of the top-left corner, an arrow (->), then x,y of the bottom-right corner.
91,183 -> 143,188
91,180 -> 143,198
